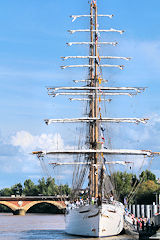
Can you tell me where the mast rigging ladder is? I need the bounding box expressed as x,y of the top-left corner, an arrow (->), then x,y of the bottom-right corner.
44,118 -> 149,125
68,28 -> 124,34
70,14 -> 114,22
33,149 -> 153,157
67,41 -> 118,46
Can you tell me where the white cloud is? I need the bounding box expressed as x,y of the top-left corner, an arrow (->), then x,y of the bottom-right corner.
11,130 -> 64,152
8,131 -> 74,185
1,107 -> 160,186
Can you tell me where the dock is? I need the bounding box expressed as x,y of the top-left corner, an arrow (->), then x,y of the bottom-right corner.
149,230 -> 160,240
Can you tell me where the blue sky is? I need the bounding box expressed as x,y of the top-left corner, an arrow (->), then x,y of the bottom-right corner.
0,0 -> 160,189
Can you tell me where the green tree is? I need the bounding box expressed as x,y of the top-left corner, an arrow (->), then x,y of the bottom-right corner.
139,170 -> 156,183
135,180 -> 158,204
46,177 -> 58,195
0,177 -> 71,197
23,179 -> 38,196
11,183 -> 23,196
38,177 -> 47,195
0,188 -> 12,196
58,184 -> 71,196
131,174 -> 139,187
112,171 -> 133,202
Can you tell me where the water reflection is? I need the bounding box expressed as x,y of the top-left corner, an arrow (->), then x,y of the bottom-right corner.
21,230 -> 83,239
0,213 -> 134,240
20,230 -> 133,240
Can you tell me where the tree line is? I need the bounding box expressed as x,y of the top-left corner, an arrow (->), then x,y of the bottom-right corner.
0,170 -> 159,205
112,170 -> 160,204
0,177 -> 71,197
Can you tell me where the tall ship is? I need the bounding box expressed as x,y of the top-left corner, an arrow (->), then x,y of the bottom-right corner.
33,0 -> 159,237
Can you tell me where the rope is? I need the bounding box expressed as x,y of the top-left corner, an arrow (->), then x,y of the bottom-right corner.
128,156 -> 154,203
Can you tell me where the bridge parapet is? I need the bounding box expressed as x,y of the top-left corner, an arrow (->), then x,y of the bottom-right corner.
0,196 -> 69,201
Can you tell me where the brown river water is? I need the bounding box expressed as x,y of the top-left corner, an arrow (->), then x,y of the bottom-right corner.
0,213 -> 135,240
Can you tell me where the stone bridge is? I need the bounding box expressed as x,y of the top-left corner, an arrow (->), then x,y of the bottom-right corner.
0,196 -> 66,215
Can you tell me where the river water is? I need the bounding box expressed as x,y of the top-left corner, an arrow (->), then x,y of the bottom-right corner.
0,213 -> 135,240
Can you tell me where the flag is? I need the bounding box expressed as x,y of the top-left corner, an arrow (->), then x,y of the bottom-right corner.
92,0 -> 96,7
102,137 -> 105,142
98,53 -> 101,62
98,77 -> 102,85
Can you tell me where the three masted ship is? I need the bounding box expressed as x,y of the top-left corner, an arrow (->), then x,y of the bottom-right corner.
33,0 -> 158,237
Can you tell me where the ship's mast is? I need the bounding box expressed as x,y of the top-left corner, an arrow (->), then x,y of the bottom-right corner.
32,0 -> 160,202
94,2 -> 99,198
89,1 -> 94,200
89,1 -> 99,199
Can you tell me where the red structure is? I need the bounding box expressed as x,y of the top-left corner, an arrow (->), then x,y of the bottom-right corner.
0,196 -> 66,215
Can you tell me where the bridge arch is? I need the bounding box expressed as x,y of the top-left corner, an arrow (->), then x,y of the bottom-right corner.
0,201 -> 17,212
23,201 -> 65,213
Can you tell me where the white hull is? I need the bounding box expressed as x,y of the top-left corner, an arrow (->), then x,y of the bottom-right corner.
65,202 -> 124,237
